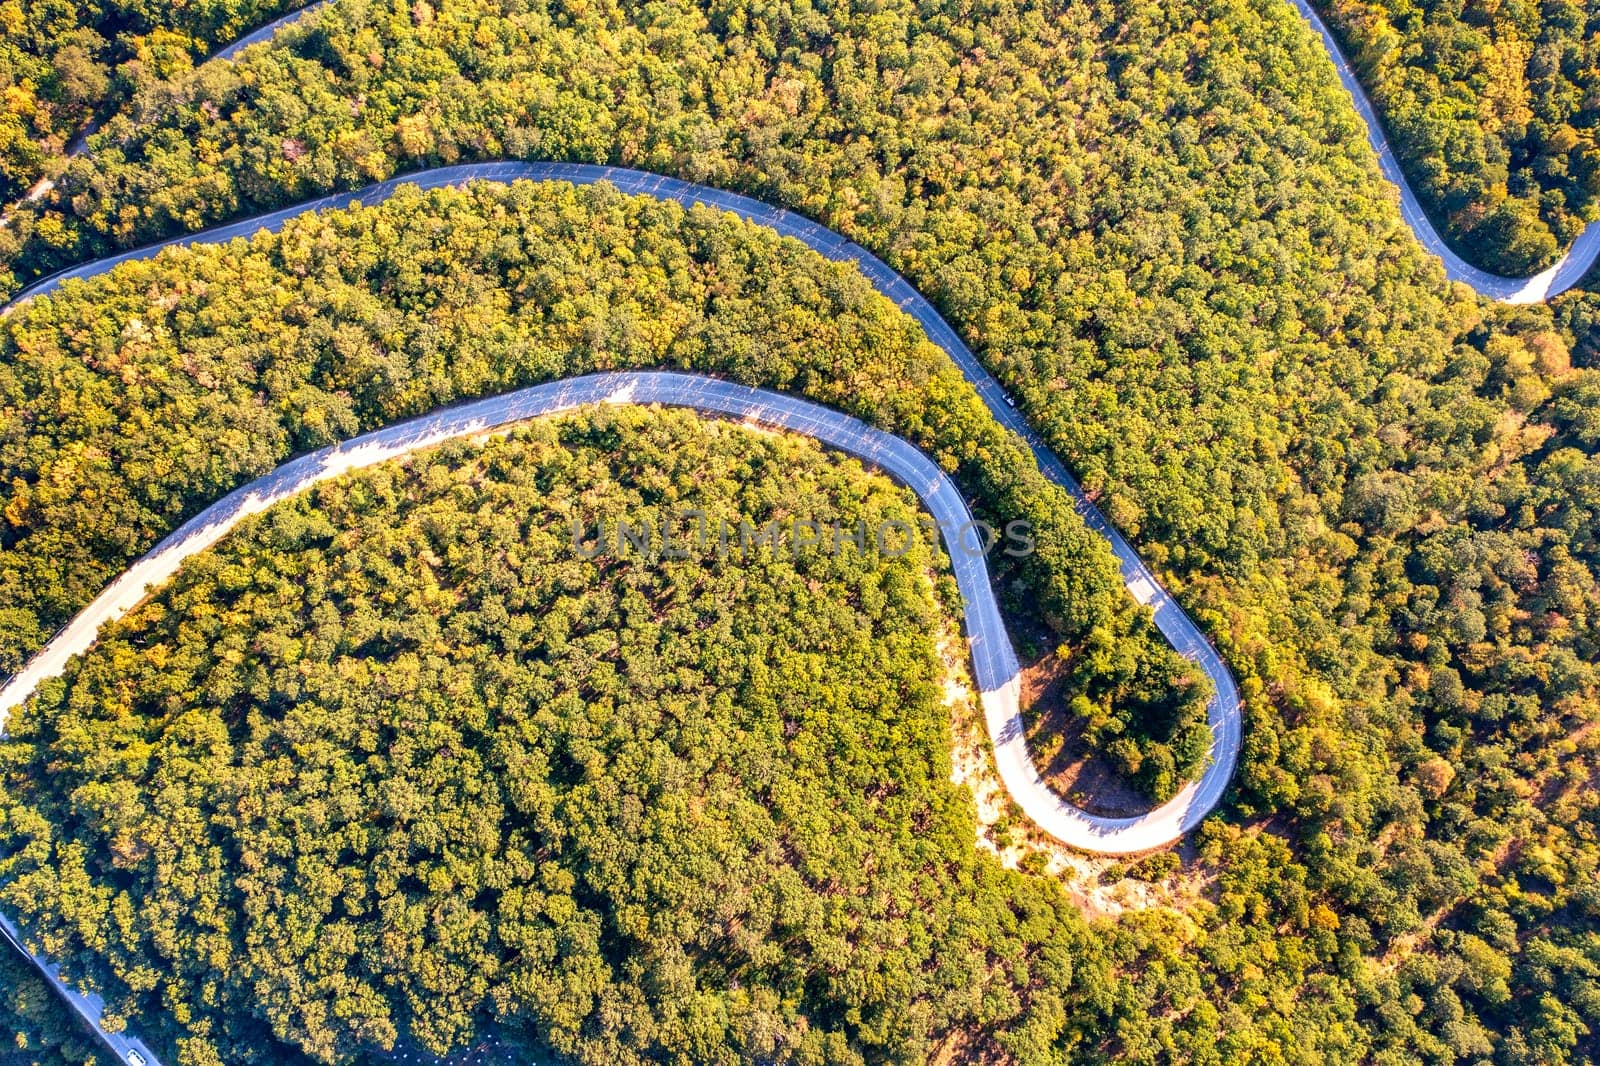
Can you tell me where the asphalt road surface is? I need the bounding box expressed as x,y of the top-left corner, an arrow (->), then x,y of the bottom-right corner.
1,168 -> 1246,853
11,0 -> 1589,1051
0,165 -> 1248,1065
1284,0 -> 1600,303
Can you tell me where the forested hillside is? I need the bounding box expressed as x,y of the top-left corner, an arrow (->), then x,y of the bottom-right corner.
0,0 -> 297,203
0,183 -> 1201,790
0,0 -> 1462,312
1319,0 -> 1600,274
2,177 -> 1597,1060
0,0 -> 1597,1061
1,409 -> 1102,1065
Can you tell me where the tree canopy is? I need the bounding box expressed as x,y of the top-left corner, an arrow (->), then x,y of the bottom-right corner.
1320,0 -> 1600,273
0,0 -> 1597,1060
1,409 -> 1106,1065
0,0 -> 298,203
0,182 -> 1205,790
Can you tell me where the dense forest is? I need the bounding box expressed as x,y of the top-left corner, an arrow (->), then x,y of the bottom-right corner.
0,948 -> 109,1066
1,179 -> 1596,1061
0,0 -> 1486,303
0,184 -> 1202,788
2,409 -> 1107,1064
2,0 -> 1593,276
0,0 -> 297,203
0,0 -> 1596,1060
1318,0 -> 1600,273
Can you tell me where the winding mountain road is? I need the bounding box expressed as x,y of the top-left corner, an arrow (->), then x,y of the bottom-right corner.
0,165 -> 1242,1064
8,0 -> 1598,299
5,0 -> 1590,1053
3,165 -> 1244,850
0,369 -> 1241,859
1287,0 -> 1600,302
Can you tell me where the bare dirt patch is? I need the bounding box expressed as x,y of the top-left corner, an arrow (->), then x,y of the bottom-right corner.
927,570 -> 1210,919
1019,648 -> 1154,818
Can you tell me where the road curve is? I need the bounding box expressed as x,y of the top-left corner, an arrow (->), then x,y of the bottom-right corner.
8,0 -> 1597,300
0,369 -> 1236,855
2,165 -> 1243,851
1286,0 -> 1600,302
0,161 -> 1239,1066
